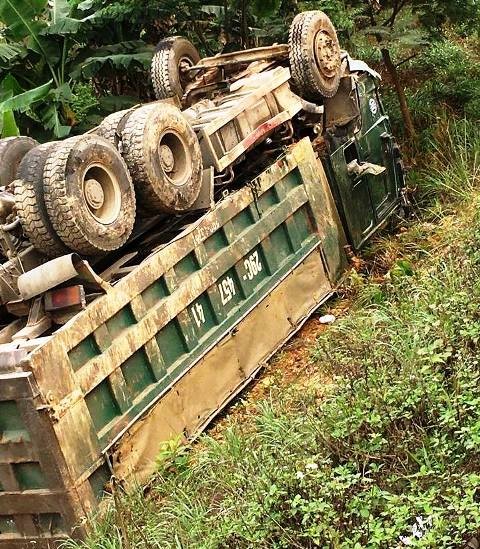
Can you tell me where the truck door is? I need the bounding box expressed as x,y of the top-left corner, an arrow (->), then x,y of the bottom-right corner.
355,76 -> 403,221
324,74 -> 404,250
326,137 -> 375,249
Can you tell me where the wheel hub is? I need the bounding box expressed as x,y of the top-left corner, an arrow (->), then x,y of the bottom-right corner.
178,56 -> 195,87
159,144 -> 175,172
315,31 -> 340,78
84,178 -> 105,210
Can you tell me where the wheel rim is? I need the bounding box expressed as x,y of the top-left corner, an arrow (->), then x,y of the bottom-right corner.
82,164 -> 122,224
313,30 -> 341,80
158,130 -> 192,187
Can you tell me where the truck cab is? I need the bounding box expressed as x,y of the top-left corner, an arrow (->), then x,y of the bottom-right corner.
323,65 -> 405,250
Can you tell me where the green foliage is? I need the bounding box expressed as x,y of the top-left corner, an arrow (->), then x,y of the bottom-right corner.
65,121 -> 480,548
413,41 -> 480,123
0,0 -> 154,139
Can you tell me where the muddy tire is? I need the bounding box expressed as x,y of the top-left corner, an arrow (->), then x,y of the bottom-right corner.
151,36 -> 200,101
121,103 -> 202,214
0,136 -> 38,187
289,11 -> 341,100
14,143 -> 70,257
94,109 -> 134,147
43,135 -> 136,256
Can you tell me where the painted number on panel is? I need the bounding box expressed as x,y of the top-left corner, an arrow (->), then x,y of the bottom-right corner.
191,302 -> 206,327
243,250 -> 263,281
218,276 -> 236,306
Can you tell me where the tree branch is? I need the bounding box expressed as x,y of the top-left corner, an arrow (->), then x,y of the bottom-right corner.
384,0 -> 408,28
395,53 -> 418,68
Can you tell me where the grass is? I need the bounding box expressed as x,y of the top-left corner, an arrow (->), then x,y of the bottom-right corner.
63,121 -> 480,548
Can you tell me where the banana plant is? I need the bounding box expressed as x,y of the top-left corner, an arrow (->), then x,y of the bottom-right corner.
0,0 -> 153,139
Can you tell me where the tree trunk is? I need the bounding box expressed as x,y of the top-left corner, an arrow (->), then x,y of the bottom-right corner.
381,47 -> 416,139
240,0 -> 248,48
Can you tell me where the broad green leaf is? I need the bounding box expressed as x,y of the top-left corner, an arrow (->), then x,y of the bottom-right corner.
41,103 -> 71,138
0,0 -> 48,40
41,0 -> 96,35
43,0 -> 82,34
0,80 -> 52,114
0,0 -> 56,85
0,74 -> 23,99
50,0 -> 70,22
1,109 -> 20,137
77,0 -> 93,10
0,41 -> 25,65
70,41 -> 154,79
50,82 -> 73,102
201,5 -> 225,16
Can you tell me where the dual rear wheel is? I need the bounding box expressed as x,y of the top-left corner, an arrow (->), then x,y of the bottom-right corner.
14,136 -> 136,256
9,100 -> 203,257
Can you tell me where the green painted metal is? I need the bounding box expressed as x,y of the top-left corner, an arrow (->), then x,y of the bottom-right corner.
50,139 -> 339,462
0,401 -> 30,443
13,462 -> 46,490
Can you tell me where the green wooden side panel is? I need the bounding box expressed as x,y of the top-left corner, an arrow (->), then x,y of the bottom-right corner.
156,320 -> 188,367
141,278 -> 169,310
175,252 -> 200,282
269,224 -> 294,266
189,293 -> 218,340
121,349 -> 156,401
293,206 -> 315,243
13,462 -> 46,490
13,138 -> 348,512
204,229 -> 228,258
106,306 -> 136,339
35,514 -> 65,535
0,401 -> 30,442
69,336 -> 100,371
257,187 -> 279,214
88,462 -> 111,502
78,166 -> 323,448
85,380 -> 120,432
231,208 -> 254,234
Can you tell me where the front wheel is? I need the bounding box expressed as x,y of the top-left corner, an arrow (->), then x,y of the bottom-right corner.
289,11 -> 342,100
151,36 -> 200,102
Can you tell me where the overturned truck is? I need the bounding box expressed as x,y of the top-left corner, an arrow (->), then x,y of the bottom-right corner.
0,12 -> 405,547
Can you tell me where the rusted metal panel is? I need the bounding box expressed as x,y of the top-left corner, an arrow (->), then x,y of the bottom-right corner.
0,372 -> 87,546
192,44 -> 289,70
114,246 -> 331,481
185,67 -> 303,172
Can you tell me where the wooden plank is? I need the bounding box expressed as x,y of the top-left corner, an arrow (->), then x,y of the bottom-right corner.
0,372 -> 37,401
0,490 -> 67,513
0,442 -> 36,464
